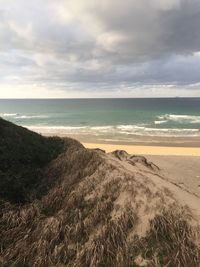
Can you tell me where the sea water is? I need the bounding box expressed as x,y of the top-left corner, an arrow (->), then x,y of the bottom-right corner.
0,98 -> 200,142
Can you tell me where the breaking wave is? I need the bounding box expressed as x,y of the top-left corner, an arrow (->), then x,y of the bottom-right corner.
24,124 -> 200,137
15,115 -> 49,119
0,113 -> 18,117
154,120 -> 167,125
157,114 -> 200,124
0,113 -> 49,119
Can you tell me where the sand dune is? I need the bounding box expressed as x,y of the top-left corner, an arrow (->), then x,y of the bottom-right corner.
1,119 -> 200,266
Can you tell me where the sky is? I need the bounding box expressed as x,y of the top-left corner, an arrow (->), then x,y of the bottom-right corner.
0,0 -> 200,98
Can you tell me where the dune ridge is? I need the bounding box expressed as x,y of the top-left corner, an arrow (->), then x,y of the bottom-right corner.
0,118 -> 200,267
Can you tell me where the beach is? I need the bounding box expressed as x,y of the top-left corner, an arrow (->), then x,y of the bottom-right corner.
83,142 -> 200,156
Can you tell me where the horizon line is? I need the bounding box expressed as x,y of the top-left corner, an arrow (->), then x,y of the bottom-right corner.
0,96 -> 200,100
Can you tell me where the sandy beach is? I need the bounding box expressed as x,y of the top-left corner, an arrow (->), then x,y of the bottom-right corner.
83,142 -> 200,156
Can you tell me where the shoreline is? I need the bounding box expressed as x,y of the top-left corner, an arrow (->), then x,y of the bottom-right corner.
35,131 -> 200,147
83,142 -> 200,156
21,126 -> 200,155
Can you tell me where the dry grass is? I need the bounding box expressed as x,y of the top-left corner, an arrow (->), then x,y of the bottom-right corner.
0,145 -> 138,267
0,143 -> 105,267
1,133 -> 200,267
73,208 -> 137,267
130,207 -> 200,267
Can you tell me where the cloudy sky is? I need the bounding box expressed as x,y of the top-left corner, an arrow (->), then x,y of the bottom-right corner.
0,0 -> 200,98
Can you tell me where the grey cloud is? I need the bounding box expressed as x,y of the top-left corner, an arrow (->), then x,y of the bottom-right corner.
87,0 -> 200,61
0,0 -> 200,96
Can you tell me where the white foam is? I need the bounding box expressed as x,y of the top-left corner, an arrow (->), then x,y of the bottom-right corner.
15,115 -> 49,119
154,120 -> 167,124
139,127 -> 199,137
91,126 -> 114,131
0,113 -> 18,117
26,125 -> 87,131
23,124 -> 200,137
117,125 -> 145,131
116,125 -> 199,137
0,113 -> 49,119
157,114 -> 200,123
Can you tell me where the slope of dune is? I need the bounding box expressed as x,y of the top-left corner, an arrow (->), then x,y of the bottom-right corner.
0,119 -> 200,267
0,118 -> 65,203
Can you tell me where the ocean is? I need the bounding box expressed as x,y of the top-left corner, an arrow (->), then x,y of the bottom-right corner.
0,98 -> 200,143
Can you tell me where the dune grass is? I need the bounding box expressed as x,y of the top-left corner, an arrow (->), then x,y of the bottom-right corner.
0,118 -> 200,267
130,207 -> 200,267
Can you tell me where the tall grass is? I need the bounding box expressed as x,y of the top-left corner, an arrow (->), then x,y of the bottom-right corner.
130,207 -> 200,267
0,119 -> 200,267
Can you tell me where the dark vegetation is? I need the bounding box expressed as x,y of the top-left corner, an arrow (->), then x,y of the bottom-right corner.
0,118 -> 64,203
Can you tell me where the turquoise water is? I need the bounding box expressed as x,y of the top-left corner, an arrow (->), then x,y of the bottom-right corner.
0,98 -> 200,141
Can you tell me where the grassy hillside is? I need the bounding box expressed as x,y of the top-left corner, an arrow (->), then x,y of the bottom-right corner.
0,119 -> 199,267
0,118 -> 64,203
